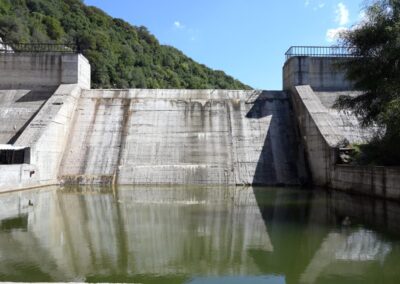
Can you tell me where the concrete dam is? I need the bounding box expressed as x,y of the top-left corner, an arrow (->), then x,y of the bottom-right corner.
1,48 -> 399,199
59,89 -> 304,185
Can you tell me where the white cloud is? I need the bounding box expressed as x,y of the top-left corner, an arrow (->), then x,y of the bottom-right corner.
174,21 -> 184,29
305,0 -> 326,11
335,2 -> 349,26
326,27 -> 348,42
326,2 -> 349,42
313,2 -> 325,11
173,21 -> 199,42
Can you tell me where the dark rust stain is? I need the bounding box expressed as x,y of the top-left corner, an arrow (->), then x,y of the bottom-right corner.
79,98 -> 101,174
114,97 -> 132,183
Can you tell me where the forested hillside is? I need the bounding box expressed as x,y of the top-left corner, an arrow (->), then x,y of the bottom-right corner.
0,0 -> 250,89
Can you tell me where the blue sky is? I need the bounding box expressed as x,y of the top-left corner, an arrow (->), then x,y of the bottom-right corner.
84,0 -> 365,90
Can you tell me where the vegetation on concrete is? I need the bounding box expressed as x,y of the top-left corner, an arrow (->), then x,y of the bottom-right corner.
336,0 -> 400,166
0,0 -> 250,90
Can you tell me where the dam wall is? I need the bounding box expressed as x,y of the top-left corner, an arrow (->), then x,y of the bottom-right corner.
283,57 -> 353,91
0,88 -> 55,144
291,84 -> 400,199
15,84 -> 83,184
315,91 -> 376,144
332,165 -> 400,199
59,89 -> 306,185
291,85 -> 345,186
1,51 -> 400,198
0,84 -> 84,192
0,53 -> 91,90
0,53 -> 91,145
0,53 -> 91,192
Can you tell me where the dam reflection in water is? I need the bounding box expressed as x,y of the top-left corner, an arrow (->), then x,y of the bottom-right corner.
0,186 -> 399,283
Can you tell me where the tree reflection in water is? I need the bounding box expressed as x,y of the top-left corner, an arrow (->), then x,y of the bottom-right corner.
0,185 -> 398,283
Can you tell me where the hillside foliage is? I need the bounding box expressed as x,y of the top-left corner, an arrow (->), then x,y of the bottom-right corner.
337,0 -> 400,165
0,0 -> 250,90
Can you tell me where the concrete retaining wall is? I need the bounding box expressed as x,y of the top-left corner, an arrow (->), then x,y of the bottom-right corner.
283,57 -> 352,91
291,85 -> 400,200
315,91 -> 376,144
332,165 -> 400,200
0,53 -> 90,89
291,85 -> 346,186
15,84 -> 82,184
0,164 -> 38,192
0,53 -> 90,192
59,89 -> 306,185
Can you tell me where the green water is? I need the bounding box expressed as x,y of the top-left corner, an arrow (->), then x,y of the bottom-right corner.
0,185 -> 399,283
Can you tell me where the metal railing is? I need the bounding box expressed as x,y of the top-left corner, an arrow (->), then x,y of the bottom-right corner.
285,46 -> 356,60
0,42 -> 78,53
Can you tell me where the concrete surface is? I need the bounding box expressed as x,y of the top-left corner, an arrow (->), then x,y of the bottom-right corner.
59,89 -> 306,185
13,84 -> 82,186
0,53 -> 91,192
0,53 -> 90,90
0,52 -> 398,198
0,88 -> 55,144
332,165 -> 400,200
283,57 -> 353,91
0,164 -> 38,192
291,85 -> 400,200
316,91 -> 376,144
291,85 -> 346,186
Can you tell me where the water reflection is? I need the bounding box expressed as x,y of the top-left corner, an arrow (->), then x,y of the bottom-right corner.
0,186 -> 398,283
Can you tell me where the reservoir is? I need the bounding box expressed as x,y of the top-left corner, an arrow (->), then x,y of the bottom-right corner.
0,186 -> 399,283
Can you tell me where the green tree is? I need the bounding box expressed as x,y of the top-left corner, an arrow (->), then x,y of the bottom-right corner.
42,15 -> 63,40
336,0 -> 400,165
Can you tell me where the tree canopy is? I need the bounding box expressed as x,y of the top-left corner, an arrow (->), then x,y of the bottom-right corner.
0,0 -> 250,90
336,0 -> 400,165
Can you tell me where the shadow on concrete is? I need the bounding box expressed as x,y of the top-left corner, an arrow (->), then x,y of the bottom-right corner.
246,91 -> 300,186
246,94 -> 277,185
8,90 -> 55,144
15,89 -> 55,102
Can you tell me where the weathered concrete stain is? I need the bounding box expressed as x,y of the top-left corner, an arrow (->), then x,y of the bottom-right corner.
59,89 -> 304,185
79,98 -> 101,174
